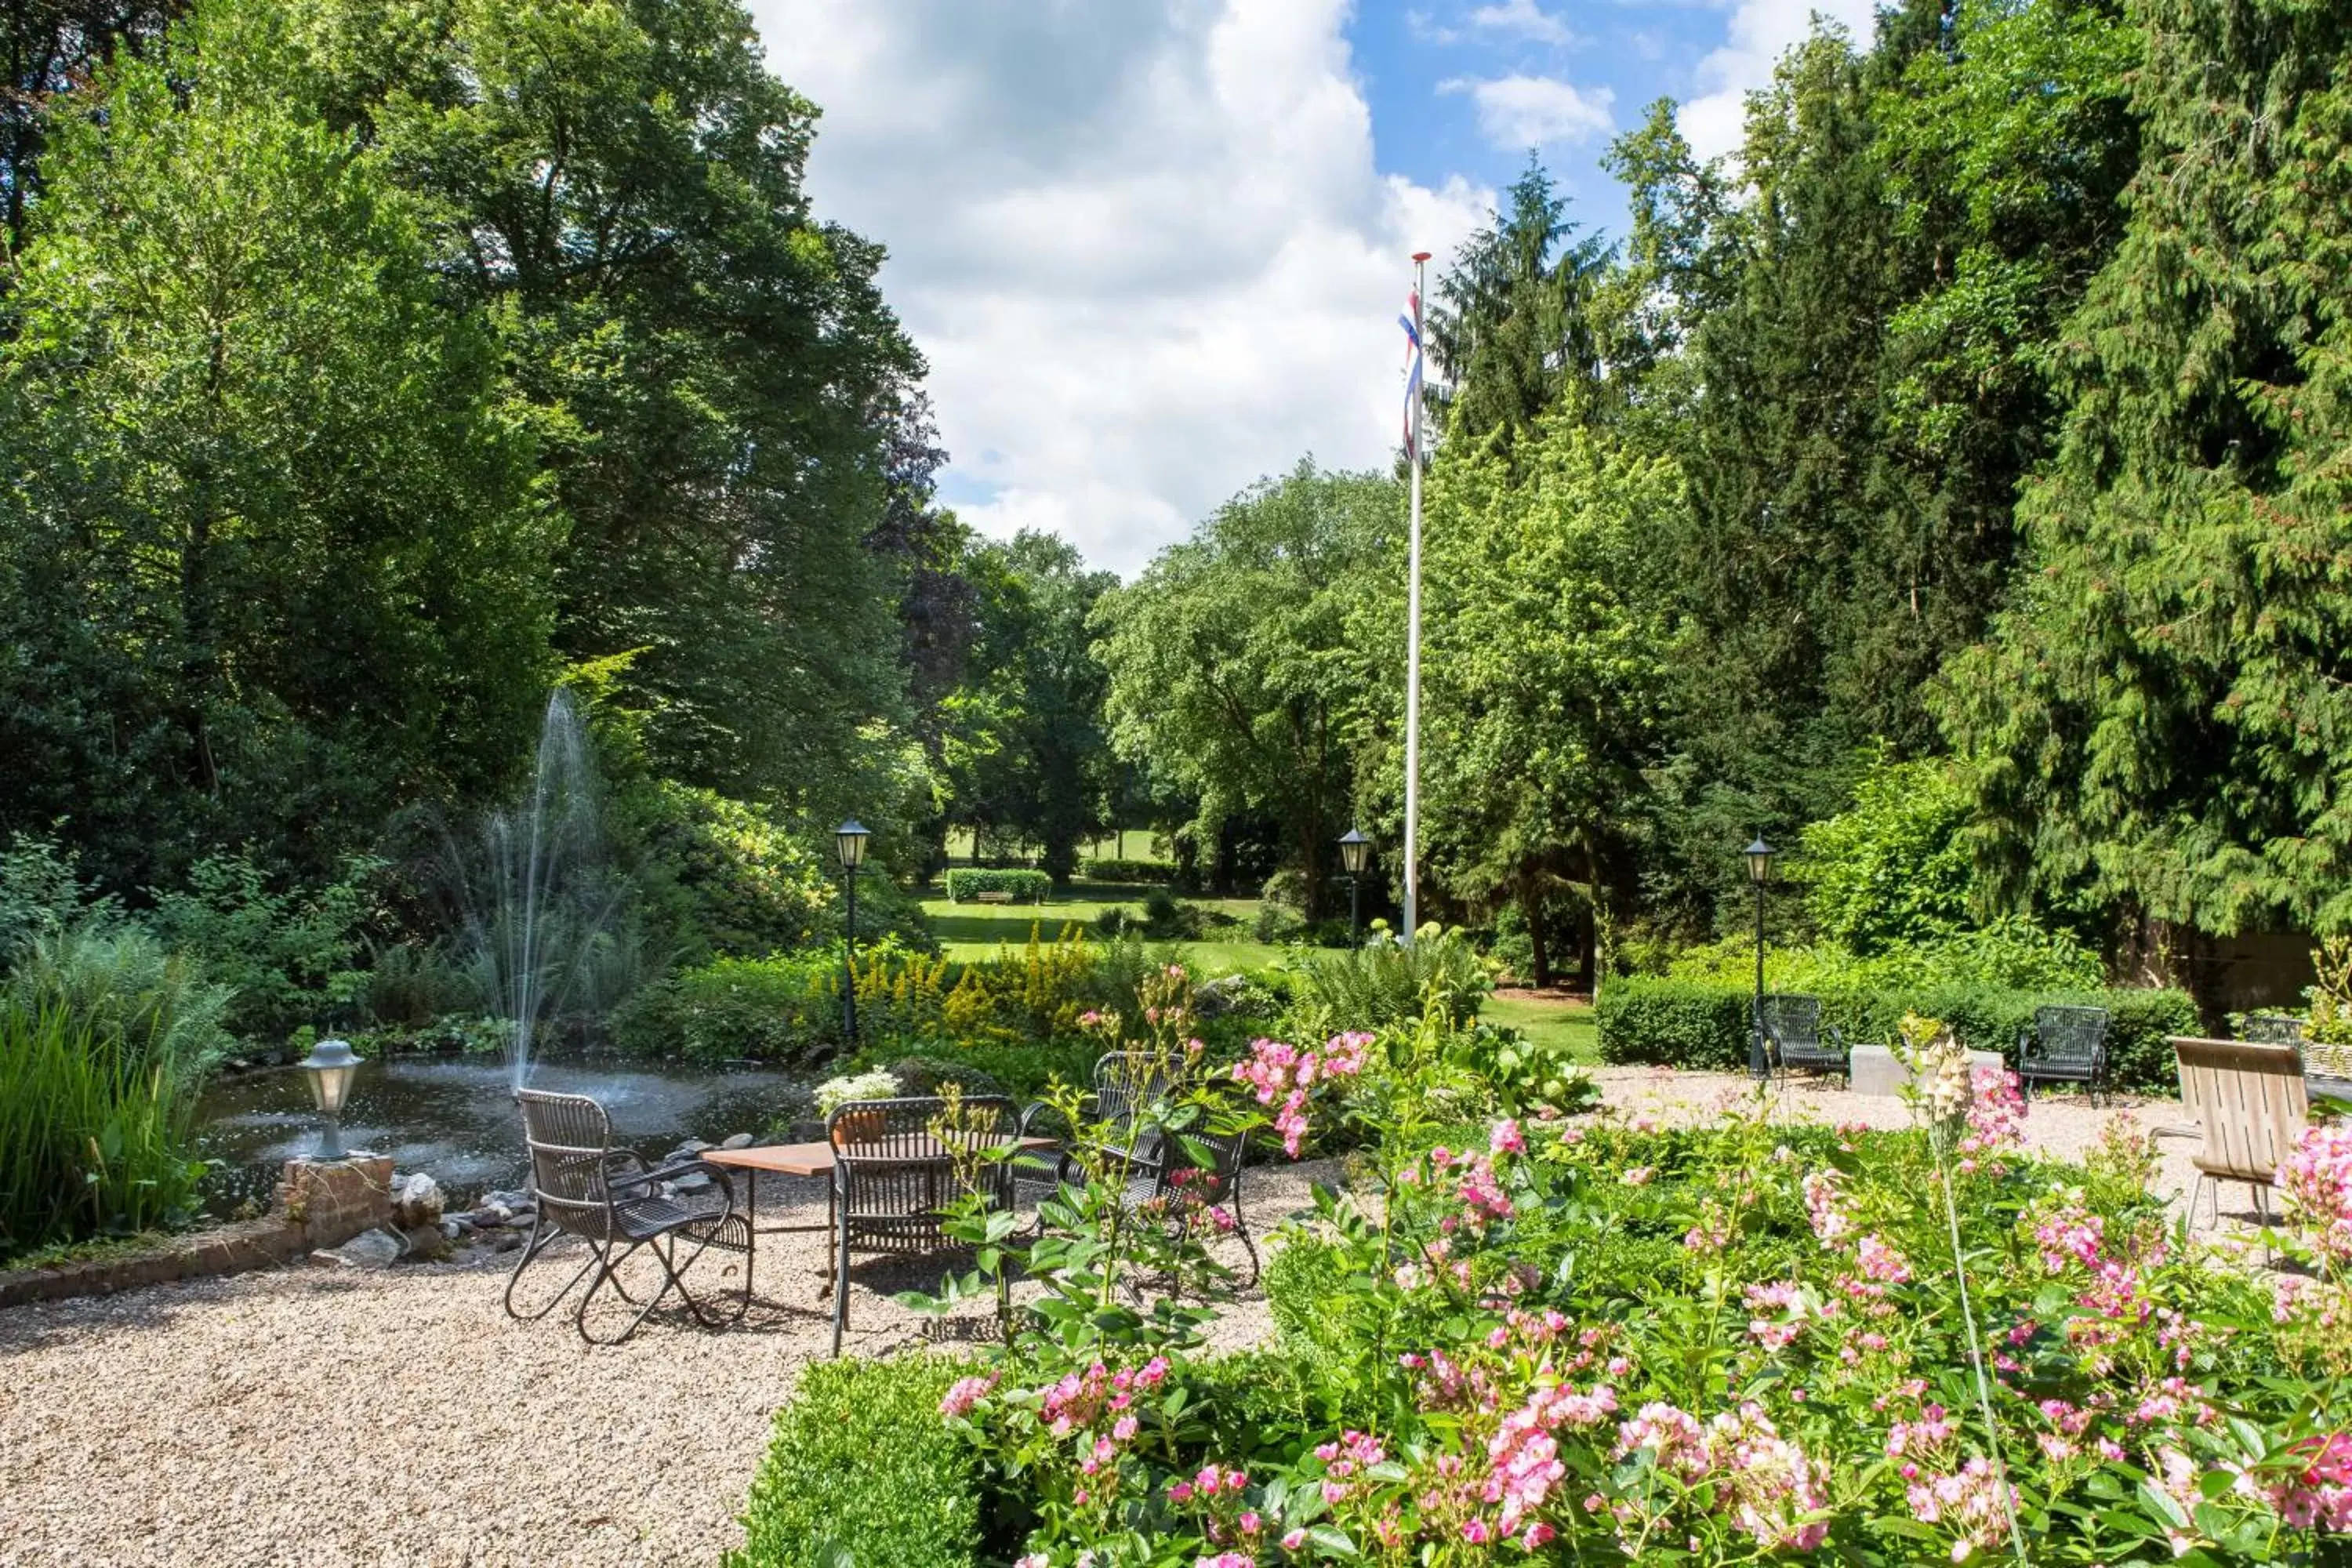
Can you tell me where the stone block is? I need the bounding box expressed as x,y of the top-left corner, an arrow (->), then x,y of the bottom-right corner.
1849,1043 -> 2006,1100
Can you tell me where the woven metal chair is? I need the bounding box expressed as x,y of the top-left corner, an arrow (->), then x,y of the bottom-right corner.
506,1088 -> 751,1345
827,1094 -> 1016,1356
1093,1050 -> 1178,1163
1114,1119 -> 1259,1289
1759,993 -> 1846,1083
2017,1004 -> 2111,1102
2243,1014 -> 2307,1046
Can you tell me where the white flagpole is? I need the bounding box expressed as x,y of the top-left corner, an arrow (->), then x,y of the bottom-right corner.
1403,250 -> 1429,946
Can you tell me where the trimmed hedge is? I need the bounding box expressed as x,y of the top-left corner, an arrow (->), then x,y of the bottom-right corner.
1595,976 -> 2198,1093
1082,857 -> 1174,884
944,868 -> 1053,903
725,1356 -> 981,1568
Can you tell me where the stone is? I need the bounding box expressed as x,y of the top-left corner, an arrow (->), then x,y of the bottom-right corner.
719,1132 -> 754,1150
438,1218 -> 466,1241
313,1227 -> 404,1269
1849,1043 -> 2006,1100
670,1171 -> 713,1195
490,1229 -> 524,1253
390,1172 -> 445,1229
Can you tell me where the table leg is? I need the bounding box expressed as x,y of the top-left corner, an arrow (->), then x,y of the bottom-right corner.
746,1167 -> 758,1301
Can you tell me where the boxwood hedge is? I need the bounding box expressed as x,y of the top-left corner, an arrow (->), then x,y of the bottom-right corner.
725,1356 -> 981,1568
943,868 -> 1054,903
1595,976 -> 2199,1093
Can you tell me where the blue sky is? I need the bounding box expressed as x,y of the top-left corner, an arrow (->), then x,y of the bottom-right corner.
747,0 -> 1877,574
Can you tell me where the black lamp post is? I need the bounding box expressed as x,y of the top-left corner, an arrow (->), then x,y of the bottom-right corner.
1744,836 -> 1777,1080
835,819 -> 871,1046
1338,829 -> 1371,946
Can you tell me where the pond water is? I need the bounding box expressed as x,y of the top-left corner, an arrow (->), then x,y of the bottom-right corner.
193,1054 -> 808,1215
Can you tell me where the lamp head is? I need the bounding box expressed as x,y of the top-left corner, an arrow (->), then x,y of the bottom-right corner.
298,1036 -> 364,1117
1744,836 -> 1777,887
1338,828 -> 1371,877
834,818 -> 871,872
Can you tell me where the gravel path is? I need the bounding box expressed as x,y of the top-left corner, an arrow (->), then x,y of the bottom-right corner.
0,1076 -> 2245,1568
0,1161 -> 1334,1568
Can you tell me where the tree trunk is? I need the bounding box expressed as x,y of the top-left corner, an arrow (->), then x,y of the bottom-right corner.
1521,879 -> 1552,989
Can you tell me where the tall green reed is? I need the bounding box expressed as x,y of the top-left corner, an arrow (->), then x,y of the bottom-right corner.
0,926 -> 229,1259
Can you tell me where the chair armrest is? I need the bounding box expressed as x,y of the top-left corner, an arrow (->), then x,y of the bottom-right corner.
633,1157 -> 736,1210
1825,1025 -> 1846,1048
2016,1029 -> 2037,1062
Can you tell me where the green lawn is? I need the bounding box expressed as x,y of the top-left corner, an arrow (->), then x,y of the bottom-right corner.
920,883 -> 1286,971
1482,993 -> 1601,1063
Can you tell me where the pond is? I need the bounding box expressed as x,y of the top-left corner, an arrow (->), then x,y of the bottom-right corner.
194,1053 -> 809,1215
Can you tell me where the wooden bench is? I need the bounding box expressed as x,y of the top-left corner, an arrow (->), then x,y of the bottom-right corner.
975,889 -> 1015,905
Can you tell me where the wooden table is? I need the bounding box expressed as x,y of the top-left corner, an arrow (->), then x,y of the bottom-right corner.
700,1138 -> 1053,1298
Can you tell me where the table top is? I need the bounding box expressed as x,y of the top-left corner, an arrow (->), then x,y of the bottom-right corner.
700,1136 -> 1052,1179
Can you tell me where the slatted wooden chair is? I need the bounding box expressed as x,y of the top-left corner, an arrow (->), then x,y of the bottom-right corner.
2169,1038 -> 2309,1230
1760,993 -> 1847,1083
506,1087 -> 751,1345
826,1094 -> 1016,1356
2018,1004 -> 2112,1102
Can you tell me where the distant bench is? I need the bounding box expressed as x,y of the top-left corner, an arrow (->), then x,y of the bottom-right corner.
975,890 -> 1016,905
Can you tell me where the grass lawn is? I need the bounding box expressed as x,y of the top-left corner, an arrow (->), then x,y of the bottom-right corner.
1482,992 -> 1601,1064
920,882 -> 1288,971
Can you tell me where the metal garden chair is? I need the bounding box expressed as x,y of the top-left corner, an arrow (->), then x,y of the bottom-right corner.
1093,1049 -> 1178,1164
826,1094 -> 1017,1356
2017,1004 -> 2111,1102
1118,1120 -> 1259,1288
1760,993 -> 1847,1083
506,1087 -> 751,1345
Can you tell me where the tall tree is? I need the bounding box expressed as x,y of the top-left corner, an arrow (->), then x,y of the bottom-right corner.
300,0 -> 927,821
1,1 -> 180,256
1939,0 -> 2352,940
1418,405 -> 1678,984
1094,464 -> 1398,916
0,0 -> 554,887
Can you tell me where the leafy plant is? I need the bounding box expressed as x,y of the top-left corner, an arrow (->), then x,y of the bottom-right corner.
944,868 -> 1053,903
148,852 -> 377,1044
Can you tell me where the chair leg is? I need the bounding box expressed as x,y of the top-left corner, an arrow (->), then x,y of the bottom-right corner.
575,1240 -> 677,1345
2190,1174 -> 2213,1231
1230,1203 -> 1261,1290
503,1215 -> 601,1323
670,1217 -> 753,1330
830,1218 -> 851,1358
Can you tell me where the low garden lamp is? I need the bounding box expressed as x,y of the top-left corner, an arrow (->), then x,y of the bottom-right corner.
835,819 -> 871,1045
1744,837 -> 1777,1080
298,1036 -> 365,1161
1338,829 -> 1371,946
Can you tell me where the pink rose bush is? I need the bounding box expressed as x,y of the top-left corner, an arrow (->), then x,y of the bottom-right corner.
1232,1031 -> 1372,1157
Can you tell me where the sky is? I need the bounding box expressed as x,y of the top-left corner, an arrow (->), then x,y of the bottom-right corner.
746,0 -> 1879,576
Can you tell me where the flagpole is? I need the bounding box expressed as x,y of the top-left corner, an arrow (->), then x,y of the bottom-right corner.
1403,250 -> 1429,947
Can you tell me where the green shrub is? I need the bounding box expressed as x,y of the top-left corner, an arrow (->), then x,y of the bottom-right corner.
724,1356 -> 981,1568
1082,857 -> 1173,884
944,868 -> 1053,903
1796,752 -> 1975,951
148,852 -> 376,1043
612,940 -> 952,1065
0,833 -> 108,966
1595,975 -> 2198,1091
0,926 -> 230,1258
1665,916 -> 2102,993
358,939 -> 480,1026
1139,886 -> 1204,939
1251,901 -> 1305,944
1286,927 -> 1490,1038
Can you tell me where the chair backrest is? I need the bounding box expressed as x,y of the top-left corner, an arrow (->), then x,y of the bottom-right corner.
517,1087 -> 617,1240
1158,1123 -> 1248,1208
2242,1013 -> 2307,1046
2171,1037 -> 2308,1181
1759,993 -> 1821,1047
828,1094 -> 1017,1220
2033,1005 -> 2110,1065
1094,1051 -> 1177,1121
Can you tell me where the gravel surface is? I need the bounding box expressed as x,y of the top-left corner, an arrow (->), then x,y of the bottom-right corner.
0,1160 -> 1335,1568
0,1075 -> 2255,1568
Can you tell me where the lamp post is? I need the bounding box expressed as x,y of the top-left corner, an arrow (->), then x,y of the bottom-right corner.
835,819 -> 871,1047
1744,837 -> 1777,1081
297,1037 -> 365,1160
1338,829 -> 1371,946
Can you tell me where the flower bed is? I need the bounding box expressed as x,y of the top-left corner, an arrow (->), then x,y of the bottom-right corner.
747,1019 -> 2352,1566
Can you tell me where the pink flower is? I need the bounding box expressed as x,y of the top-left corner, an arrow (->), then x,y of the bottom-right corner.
1490,1118 -> 1526,1156
1621,1166 -> 1655,1186
2281,1123 -> 2352,1266
1279,1530 -> 1307,1552
938,1373 -> 997,1418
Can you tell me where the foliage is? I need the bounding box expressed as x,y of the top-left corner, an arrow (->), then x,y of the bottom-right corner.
0,0 -> 555,894
1595,974 -> 2198,1091
724,1356 -> 982,1568
1283,927 -> 1491,1041
1797,753 -> 1977,952
945,869 -> 1054,904
0,833 -> 105,966
1094,463 -> 1398,917
814,1069 -> 901,1120
1083,858 -> 1174,885
941,927 -> 1099,1046
0,924 -> 228,1257
1666,918 -> 2104,995
148,851 -> 376,1044
609,939 -> 950,1066
1936,0 -> 2352,938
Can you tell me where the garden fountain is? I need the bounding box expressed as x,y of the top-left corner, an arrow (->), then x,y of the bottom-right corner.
467,690 -> 637,1090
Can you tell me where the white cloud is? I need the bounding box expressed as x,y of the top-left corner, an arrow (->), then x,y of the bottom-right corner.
1679,0 -> 1880,161
744,0 -> 1490,577
1443,74 -> 1616,150
1468,0 -> 1581,46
